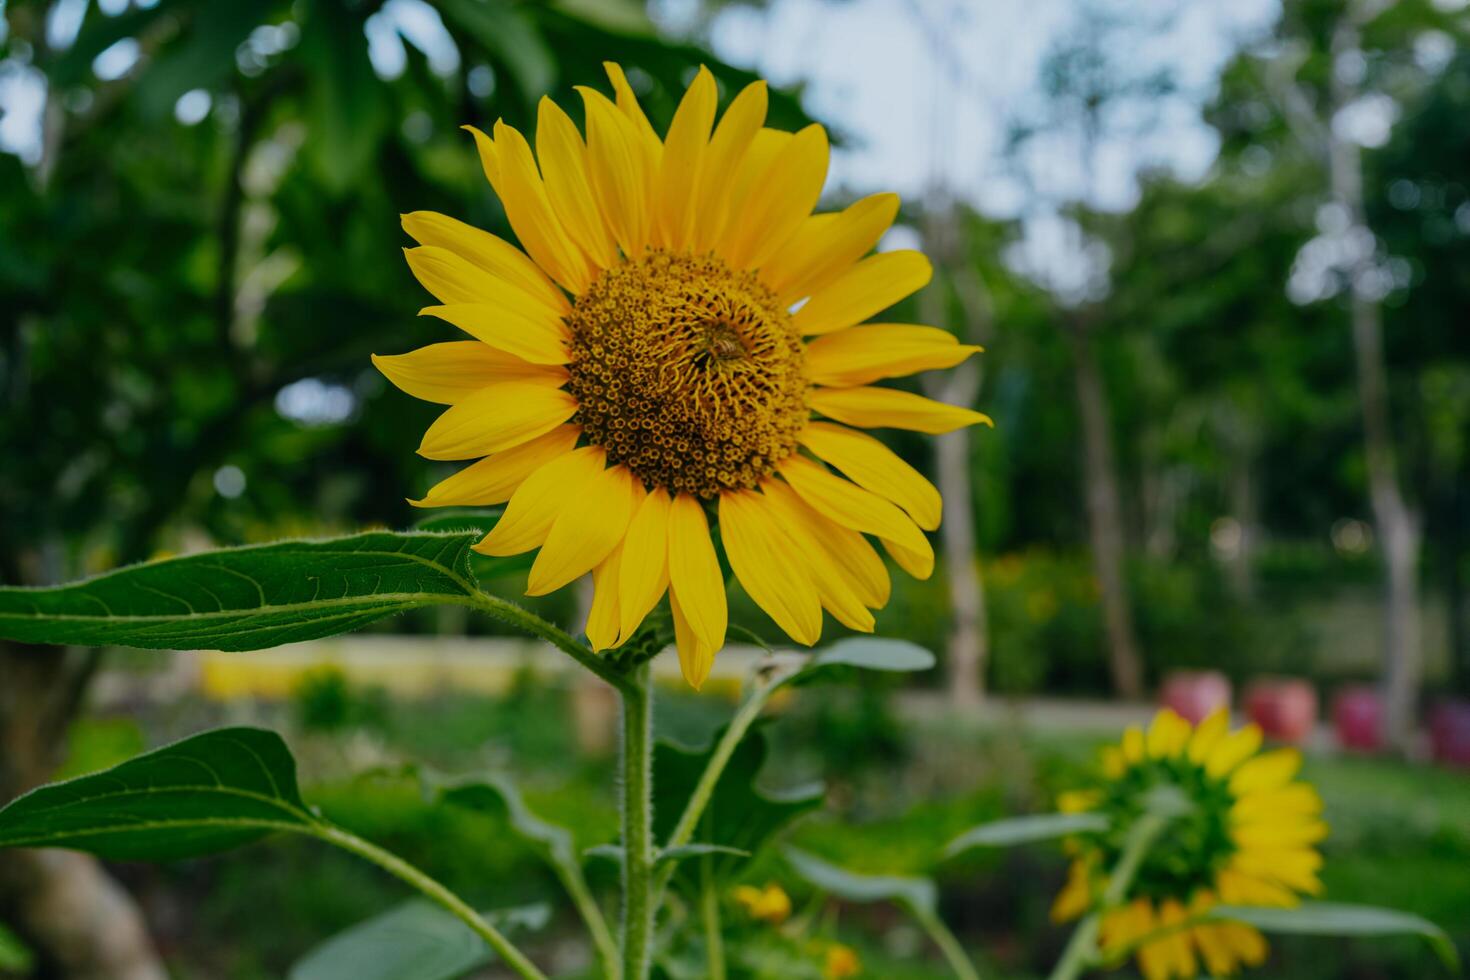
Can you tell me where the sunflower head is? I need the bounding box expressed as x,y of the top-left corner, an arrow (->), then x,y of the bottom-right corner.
374,63 -> 989,689
1053,708 -> 1328,980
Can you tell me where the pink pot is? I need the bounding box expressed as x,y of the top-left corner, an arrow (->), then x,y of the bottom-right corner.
1429,700 -> 1470,768
1332,685 -> 1384,752
1160,670 -> 1232,724
1245,677 -> 1318,744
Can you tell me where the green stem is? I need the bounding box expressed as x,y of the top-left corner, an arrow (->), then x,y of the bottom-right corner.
701,857 -> 727,980
653,678 -> 776,901
620,663 -> 656,980
913,907 -> 983,980
315,824 -> 549,980
1047,810 -> 1172,980
464,592 -> 631,693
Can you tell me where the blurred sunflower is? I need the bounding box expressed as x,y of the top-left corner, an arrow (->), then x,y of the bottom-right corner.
375,64 -> 988,687
1052,708 -> 1328,980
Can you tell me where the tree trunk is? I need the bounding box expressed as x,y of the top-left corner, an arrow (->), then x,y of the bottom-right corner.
1070,321 -> 1145,699
1328,18 -> 1423,752
0,643 -> 167,980
920,209 -> 991,708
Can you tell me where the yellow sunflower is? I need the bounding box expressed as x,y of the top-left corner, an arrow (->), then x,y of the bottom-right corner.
1052,708 -> 1328,980
374,64 -> 989,687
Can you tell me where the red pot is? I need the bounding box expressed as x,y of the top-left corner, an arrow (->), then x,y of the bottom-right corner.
1160,670 -> 1231,724
1429,700 -> 1470,768
1332,685 -> 1384,752
1245,677 -> 1318,744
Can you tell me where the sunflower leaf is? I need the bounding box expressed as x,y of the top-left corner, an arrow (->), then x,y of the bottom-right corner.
0,727 -> 316,860
288,899 -> 550,980
785,636 -> 936,686
942,812 -> 1111,857
1207,903 -> 1460,972
783,847 -> 938,920
0,531 -> 481,652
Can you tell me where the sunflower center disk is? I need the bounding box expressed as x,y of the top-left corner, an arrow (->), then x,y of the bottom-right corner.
565,250 -> 808,499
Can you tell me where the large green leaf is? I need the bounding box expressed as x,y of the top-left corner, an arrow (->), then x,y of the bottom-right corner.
439,776 -> 577,876
783,847 -> 938,919
1208,903 -> 1460,972
653,724 -> 822,883
135,1 -> 273,118
288,900 -> 550,980
0,728 -> 315,860
0,531 -> 480,652
438,0 -> 556,97
943,812 -> 1110,856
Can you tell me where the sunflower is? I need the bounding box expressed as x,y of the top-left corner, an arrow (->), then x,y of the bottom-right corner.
374,64 -> 989,687
1052,708 -> 1328,980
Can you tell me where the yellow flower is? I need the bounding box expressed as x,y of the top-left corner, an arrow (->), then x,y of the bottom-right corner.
1052,708 -> 1327,980
733,882 -> 792,924
375,64 -> 989,688
822,941 -> 862,978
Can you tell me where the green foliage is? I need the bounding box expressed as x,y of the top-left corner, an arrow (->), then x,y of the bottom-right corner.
288,900 -> 550,980
293,666 -> 389,733
0,922 -> 33,974
943,812 -> 1109,855
653,725 -> 823,886
783,847 -> 936,919
0,727 -> 314,860
1209,903 -> 1459,973
0,532 -> 481,651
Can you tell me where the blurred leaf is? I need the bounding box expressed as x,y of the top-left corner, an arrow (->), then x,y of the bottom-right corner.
50,1 -> 185,88
1208,903 -> 1460,972
786,636 -> 936,687
549,0 -> 651,35
0,727 -> 314,860
943,812 -> 1110,856
0,922 -> 33,973
439,776 -> 577,876
288,899 -> 550,980
783,846 -> 938,919
653,725 -> 822,883
585,842 -> 751,868
0,531 -> 481,651
298,0 -> 390,194
135,1 -> 272,118
438,0 -> 555,97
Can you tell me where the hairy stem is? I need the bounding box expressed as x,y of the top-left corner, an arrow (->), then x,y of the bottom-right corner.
315,824 -> 548,980
701,857 -> 727,980
620,664 -> 655,980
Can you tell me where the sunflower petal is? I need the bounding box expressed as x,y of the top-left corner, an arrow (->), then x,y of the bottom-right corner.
619,487 -> 672,643
762,478 -> 889,607
411,425 -> 580,508
811,385 -> 992,434
778,455 -> 934,578
657,66 -> 717,250
579,87 -> 652,258
666,493 -> 727,654
1228,748 -> 1301,796
487,121 -> 592,294
474,447 -> 604,556
691,80 -> 768,253
800,422 -> 941,530
805,324 -> 981,387
793,250 -> 932,335
528,463 -> 637,596
763,193 -> 900,303
401,211 -> 569,316
536,96 -> 619,270
419,304 -> 570,366
718,490 -> 823,645
669,587 -> 715,690
373,343 -> 566,405
760,480 -> 874,632
418,384 -> 578,460
723,124 -> 829,271
586,544 -> 623,653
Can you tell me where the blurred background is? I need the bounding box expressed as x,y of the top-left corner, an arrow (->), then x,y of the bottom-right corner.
1,0 -> 1468,977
